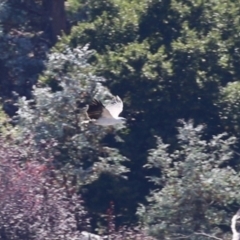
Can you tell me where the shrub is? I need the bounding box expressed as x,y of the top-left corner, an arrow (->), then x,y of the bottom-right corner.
0,136 -> 88,240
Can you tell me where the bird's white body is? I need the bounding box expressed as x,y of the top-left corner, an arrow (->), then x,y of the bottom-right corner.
94,117 -> 125,126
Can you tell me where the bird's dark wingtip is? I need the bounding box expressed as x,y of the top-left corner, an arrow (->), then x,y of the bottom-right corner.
86,98 -> 105,120
90,99 -> 104,107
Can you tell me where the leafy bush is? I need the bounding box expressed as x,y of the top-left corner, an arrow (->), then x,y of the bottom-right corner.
0,135 -> 88,240
138,120 -> 239,239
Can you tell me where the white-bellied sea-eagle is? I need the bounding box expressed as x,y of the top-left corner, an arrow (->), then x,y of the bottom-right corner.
86,96 -> 125,126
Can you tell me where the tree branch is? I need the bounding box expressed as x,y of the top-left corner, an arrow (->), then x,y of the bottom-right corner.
194,232 -> 222,240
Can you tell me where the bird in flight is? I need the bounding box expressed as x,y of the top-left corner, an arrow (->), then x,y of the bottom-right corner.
85,96 -> 125,126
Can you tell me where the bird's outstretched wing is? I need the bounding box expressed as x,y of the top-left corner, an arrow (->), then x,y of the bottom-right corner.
105,96 -> 123,118
86,99 -> 112,120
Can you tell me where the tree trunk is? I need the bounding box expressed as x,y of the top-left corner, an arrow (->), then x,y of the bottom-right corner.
43,0 -> 67,44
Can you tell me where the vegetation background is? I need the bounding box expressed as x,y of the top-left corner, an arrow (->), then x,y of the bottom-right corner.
0,0 -> 240,239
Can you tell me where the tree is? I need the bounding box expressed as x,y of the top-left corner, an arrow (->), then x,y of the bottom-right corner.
14,44 -> 129,228
16,44 -> 128,185
138,121 -> 239,239
0,0 -> 69,115
43,0 -> 67,44
0,0 -> 48,117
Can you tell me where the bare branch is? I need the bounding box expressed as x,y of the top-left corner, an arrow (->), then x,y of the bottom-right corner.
194,232 -> 223,240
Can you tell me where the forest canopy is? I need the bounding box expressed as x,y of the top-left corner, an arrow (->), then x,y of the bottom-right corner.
0,0 -> 240,239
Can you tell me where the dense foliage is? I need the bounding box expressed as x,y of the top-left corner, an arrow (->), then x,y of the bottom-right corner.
64,0 -> 240,228
1,0 -> 240,239
0,0 -> 48,101
0,135 -> 88,239
16,45 -> 128,184
138,121 -> 238,239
